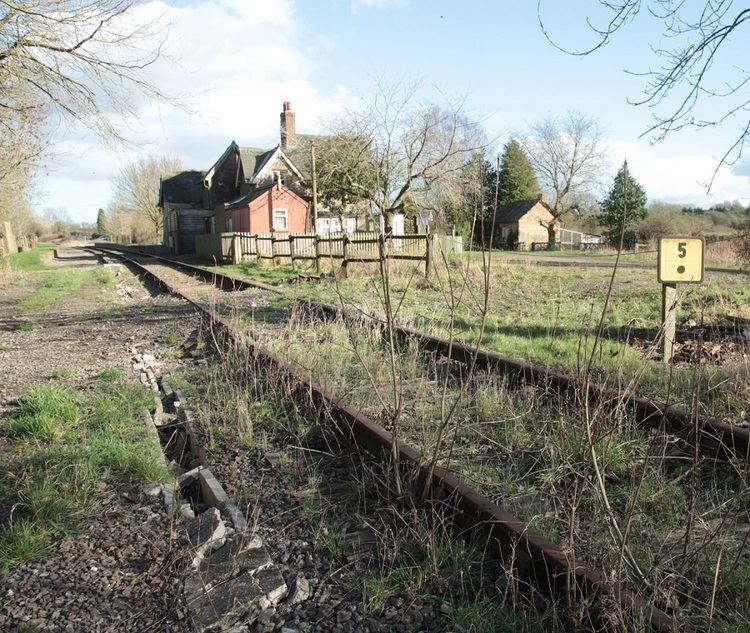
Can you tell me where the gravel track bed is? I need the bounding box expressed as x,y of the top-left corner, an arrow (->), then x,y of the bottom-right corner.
122,254 -> 292,337
202,427 -> 463,633
0,495 -> 190,632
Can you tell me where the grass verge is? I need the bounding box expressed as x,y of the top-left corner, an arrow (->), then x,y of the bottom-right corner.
0,373 -> 169,570
1,244 -> 55,272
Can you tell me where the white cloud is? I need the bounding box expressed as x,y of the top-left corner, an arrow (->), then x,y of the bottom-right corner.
39,0 -> 346,222
605,139 -> 750,206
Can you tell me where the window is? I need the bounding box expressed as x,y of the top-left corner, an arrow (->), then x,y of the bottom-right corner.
345,217 -> 357,234
273,208 -> 288,230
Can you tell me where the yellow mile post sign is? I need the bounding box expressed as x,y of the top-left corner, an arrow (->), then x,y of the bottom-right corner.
657,237 -> 705,284
657,236 -> 704,363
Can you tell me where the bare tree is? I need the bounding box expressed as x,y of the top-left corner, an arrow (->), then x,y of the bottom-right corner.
0,0 -> 168,144
326,81 -> 486,231
314,132 -> 377,227
0,1 -> 172,239
538,1 -> 750,189
522,111 -> 606,244
112,154 -> 182,239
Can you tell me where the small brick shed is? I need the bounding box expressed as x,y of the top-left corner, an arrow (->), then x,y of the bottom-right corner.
480,196 -> 560,247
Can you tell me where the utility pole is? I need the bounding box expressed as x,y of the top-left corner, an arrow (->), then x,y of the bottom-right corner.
311,140 -> 319,233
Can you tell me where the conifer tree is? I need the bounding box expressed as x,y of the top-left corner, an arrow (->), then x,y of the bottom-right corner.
598,160 -> 647,247
96,208 -> 107,236
497,139 -> 539,207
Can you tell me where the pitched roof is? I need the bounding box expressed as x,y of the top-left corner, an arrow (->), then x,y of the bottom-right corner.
207,133 -> 333,189
224,183 -> 308,210
238,146 -> 275,182
492,198 -> 549,223
159,170 -> 204,207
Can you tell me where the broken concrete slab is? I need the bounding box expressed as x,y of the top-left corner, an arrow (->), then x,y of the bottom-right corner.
188,572 -> 263,632
187,507 -> 227,569
161,484 -> 176,515
190,536 -> 272,592
223,503 -> 248,535
199,468 -> 230,510
254,566 -> 288,608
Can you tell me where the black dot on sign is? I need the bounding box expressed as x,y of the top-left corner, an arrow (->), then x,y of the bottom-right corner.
677,265 -> 685,274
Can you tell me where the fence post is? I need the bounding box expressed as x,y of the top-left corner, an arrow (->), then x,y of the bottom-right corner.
425,234 -> 433,278
314,234 -> 320,273
288,234 -> 296,271
231,233 -> 241,264
340,234 -> 349,279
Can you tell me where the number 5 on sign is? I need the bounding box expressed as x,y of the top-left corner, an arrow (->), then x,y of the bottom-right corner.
658,237 -> 704,284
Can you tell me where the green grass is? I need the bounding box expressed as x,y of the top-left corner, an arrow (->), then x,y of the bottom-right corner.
0,519 -> 51,569
50,368 -> 76,379
94,367 -> 125,383
266,255 -> 750,421
6,385 -> 80,442
159,332 -> 182,347
0,343 -> 11,352
16,268 -> 115,313
1,244 -> 55,272
452,599 -> 558,633
0,373 -> 168,570
203,261 -> 300,285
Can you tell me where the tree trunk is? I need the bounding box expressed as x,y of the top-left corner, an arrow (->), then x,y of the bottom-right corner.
384,211 -> 395,234
546,223 -> 556,246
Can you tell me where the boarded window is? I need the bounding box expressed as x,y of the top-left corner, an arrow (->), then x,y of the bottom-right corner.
273,208 -> 288,230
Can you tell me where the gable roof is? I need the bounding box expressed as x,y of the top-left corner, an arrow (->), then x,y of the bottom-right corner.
251,146 -> 304,184
224,183 -> 309,210
205,129 -> 338,192
492,198 -> 550,223
159,170 -> 204,207
239,146 -> 275,182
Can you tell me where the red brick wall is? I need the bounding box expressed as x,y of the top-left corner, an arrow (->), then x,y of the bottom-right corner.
230,185 -> 309,234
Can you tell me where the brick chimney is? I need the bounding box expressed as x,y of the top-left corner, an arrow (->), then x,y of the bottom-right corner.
538,192 -> 550,204
280,101 -> 296,149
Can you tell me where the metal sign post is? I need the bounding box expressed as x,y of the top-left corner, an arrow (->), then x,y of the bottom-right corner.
657,237 -> 705,363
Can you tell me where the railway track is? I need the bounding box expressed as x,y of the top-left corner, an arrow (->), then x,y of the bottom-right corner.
94,245 -> 750,462
90,244 -> 691,632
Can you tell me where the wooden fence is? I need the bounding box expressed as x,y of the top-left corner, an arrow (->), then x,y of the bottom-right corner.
195,231 -> 462,277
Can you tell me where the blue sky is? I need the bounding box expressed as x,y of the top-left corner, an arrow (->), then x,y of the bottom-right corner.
43,0 -> 750,222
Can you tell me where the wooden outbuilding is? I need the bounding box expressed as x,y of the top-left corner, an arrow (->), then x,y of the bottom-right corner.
160,170 -> 212,254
